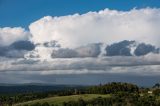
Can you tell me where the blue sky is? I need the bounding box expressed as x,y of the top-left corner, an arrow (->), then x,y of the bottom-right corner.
0,0 -> 160,28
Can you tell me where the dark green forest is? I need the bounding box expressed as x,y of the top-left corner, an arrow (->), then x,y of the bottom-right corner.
0,82 -> 160,106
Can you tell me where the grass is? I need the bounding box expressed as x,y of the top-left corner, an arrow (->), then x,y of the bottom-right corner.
14,94 -> 111,106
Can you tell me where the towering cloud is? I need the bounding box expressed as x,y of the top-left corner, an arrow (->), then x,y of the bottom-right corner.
29,8 -> 160,49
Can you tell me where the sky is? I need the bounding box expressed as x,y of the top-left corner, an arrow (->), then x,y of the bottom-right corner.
1,0 -> 160,28
0,0 -> 160,86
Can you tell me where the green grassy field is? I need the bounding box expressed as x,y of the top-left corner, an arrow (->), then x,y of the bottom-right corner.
14,94 -> 111,106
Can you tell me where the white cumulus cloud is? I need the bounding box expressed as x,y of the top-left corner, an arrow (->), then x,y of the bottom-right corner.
29,8 -> 160,49
0,27 -> 31,46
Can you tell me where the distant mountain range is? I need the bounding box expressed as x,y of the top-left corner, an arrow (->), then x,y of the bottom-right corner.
0,83 -> 85,94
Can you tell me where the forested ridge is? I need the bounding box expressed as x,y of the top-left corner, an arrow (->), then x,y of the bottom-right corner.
0,82 -> 159,106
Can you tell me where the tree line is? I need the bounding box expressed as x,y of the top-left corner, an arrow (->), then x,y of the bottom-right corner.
0,82 -> 160,106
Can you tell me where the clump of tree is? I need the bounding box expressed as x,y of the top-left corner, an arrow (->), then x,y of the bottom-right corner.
23,102 -> 51,106
87,82 -> 139,94
153,89 -> 160,96
153,83 -> 160,89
